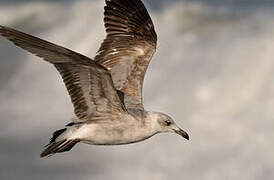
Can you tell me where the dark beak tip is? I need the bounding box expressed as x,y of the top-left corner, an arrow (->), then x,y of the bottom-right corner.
182,132 -> 189,140
184,134 -> 190,141
175,129 -> 189,140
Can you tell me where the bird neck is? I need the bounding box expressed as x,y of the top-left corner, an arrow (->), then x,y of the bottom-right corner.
144,111 -> 162,134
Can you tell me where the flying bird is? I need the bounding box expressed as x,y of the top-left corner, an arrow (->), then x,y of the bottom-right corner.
0,0 -> 189,158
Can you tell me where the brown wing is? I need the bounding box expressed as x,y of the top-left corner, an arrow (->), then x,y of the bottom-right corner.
0,25 -> 126,120
55,63 -> 126,120
95,0 -> 157,111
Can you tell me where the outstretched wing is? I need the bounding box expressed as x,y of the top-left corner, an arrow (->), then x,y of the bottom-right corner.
95,0 -> 157,111
0,25 -> 126,120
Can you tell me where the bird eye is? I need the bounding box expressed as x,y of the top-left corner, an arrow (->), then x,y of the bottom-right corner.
165,120 -> 172,126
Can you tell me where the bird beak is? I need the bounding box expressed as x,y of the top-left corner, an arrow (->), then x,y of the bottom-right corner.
174,128 -> 189,140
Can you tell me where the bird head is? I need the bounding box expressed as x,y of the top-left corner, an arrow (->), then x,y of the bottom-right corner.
150,112 -> 189,140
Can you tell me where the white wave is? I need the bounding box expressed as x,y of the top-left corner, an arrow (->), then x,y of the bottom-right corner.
0,1 -> 274,180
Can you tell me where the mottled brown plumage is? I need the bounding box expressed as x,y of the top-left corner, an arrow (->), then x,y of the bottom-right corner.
55,63 -> 126,120
95,0 -> 157,111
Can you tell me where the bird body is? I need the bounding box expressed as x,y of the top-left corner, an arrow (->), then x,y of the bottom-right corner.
62,112 -> 153,145
0,0 -> 189,158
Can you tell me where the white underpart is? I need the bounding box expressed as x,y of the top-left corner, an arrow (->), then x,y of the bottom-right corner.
59,124 -> 96,141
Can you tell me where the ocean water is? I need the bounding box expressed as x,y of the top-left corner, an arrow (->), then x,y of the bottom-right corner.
0,0 -> 274,180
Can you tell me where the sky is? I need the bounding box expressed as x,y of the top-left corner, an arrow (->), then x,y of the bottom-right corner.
0,0 -> 274,180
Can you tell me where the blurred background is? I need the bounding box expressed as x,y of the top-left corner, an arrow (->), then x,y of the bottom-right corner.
1,0 -> 274,179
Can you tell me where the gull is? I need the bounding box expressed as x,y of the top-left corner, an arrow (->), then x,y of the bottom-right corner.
0,0 -> 189,158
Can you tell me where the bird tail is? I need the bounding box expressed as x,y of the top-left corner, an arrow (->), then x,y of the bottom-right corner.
40,128 -> 80,158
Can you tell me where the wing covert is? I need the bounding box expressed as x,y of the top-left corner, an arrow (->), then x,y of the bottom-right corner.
55,63 -> 126,120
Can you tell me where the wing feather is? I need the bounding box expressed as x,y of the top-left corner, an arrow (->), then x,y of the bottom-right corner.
0,25 -> 126,120
0,25 -> 90,65
95,0 -> 157,111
